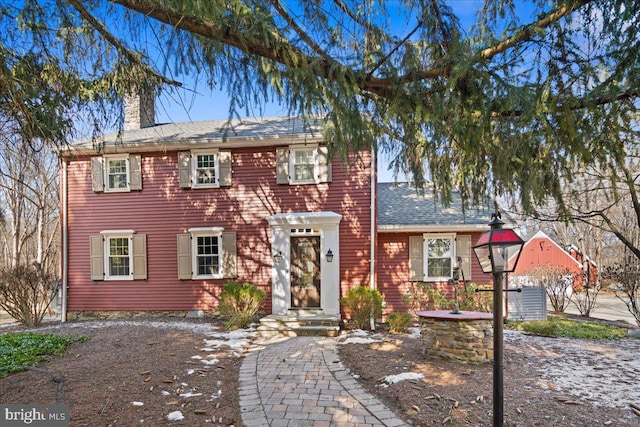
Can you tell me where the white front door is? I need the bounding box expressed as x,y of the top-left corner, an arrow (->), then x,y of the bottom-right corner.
266,212 -> 341,315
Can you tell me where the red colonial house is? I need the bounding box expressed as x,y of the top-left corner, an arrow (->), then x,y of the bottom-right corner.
58,93 -> 504,325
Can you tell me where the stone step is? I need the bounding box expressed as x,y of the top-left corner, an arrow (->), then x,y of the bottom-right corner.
257,314 -> 341,338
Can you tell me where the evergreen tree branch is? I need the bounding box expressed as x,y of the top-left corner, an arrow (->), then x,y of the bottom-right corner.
68,0 -> 182,88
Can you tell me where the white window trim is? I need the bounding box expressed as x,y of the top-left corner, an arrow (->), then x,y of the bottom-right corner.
101,230 -> 135,281
191,149 -> 220,189
104,154 -> 130,192
423,233 -> 456,282
189,227 -> 224,279
289,145 -> 318,184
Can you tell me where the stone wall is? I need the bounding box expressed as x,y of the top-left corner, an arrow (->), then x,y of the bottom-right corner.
420,318 -> 493,364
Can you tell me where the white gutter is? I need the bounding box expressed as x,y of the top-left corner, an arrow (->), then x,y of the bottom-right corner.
60,158 -> 68,322
370,146 -> 376,331
378,224 -> 489,233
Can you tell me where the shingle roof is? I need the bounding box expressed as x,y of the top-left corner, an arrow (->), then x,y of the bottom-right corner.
377,182 -> 495,230
70,116 -> 324,153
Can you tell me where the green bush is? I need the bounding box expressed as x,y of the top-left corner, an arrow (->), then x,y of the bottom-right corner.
508,317 -> 628,340
0,332 -> 87,377
457,283 -> 492,312
401,282 -> 450,314
387,312 -> 413,334
218,282 -> 266,330
341,286 -> 383,330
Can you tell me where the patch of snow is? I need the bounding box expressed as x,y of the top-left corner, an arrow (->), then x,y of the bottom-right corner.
166,411 -> 184,421
505,330 -> 640,407
190,355 -> 203,360
339,336 -> 381,345
408,327 -> 421,338
200,358 -> 218,365
161,391 -> 170,396
179,392 -> 203,398
130,401 -> 144,406
383,372 -> 425,385
186,369 -> 195,375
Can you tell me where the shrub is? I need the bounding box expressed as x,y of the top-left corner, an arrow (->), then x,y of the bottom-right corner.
387,312 -> 413,334
0,264 -> 58,327
508,317 -> 627,340
340,286 -> 383,330
401,282 -> 450,314
457,283 -> 492,312
218,282 -> 266,330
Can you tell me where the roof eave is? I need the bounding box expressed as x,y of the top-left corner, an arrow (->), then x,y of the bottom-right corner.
378,224 -> 490,233
58,134 -> 324,157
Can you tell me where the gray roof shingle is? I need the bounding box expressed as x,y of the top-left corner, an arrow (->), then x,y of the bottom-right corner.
377,182 -> 495,230
71,116 -> 324,152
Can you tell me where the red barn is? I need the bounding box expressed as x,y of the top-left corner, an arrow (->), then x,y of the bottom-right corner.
512,230 -> 597,290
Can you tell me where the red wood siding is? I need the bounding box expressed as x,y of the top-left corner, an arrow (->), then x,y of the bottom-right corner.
64,147 -> 372,312
376,231 -> 492,313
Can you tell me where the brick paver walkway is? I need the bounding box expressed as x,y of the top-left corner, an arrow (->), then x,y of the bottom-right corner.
239,336 -> 408,426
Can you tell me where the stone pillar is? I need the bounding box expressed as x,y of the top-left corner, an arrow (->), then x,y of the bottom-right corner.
420,317 -> 494,363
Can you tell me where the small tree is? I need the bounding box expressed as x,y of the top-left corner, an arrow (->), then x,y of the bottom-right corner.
522,266 -> 574,313
570,271 -> 601,318
602,257 -> 640,327
0,264 -> 57,327
218,282 -> 266,330
340,286 -> 383,330
401,282 -> 450,315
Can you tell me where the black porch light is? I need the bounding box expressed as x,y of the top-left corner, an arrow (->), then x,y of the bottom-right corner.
472,212 -> 524,427
326,249 -> 334,263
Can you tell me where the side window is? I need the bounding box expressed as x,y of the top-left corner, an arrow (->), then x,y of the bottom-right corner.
177,229 -> 237,280
178,150 -> 232,189
276,145 -> 331,185
89,231 -> 147,281
425,234 -> 454,281
91,154 -> 142,193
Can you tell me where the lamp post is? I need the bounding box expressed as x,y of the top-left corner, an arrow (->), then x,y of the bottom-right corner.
472,212 -> 524,427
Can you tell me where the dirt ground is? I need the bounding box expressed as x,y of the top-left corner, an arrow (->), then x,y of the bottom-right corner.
1,318 -> 640,426
337,326 -> 640,426
0,319 -> 243,427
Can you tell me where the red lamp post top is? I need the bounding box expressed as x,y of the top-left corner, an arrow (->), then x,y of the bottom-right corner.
473,212 -> 524,274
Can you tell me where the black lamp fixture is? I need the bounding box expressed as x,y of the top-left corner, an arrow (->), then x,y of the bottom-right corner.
472,212 -> 524,427
326,249 -> 334,263
273,251 -> 283,264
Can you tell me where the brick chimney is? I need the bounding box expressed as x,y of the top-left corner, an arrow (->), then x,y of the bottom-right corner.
124,88 -> 155,130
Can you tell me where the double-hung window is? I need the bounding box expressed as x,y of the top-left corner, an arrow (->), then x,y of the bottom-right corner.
193,151 -> 218,187
178,150 -> 232,189
291,147 -> 316,183
105,233 -> 132,279
275,145 -> 331,185
91,154 -> 142,193
90,230 -> 147,281
425,234 -> 455,281
105,156 -> 129,191
191,227 -> 223,279
177,228 -> 237,280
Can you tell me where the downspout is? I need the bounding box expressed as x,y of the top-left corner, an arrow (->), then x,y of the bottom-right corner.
60,157 -> 68,322
369,145 -> 377,331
